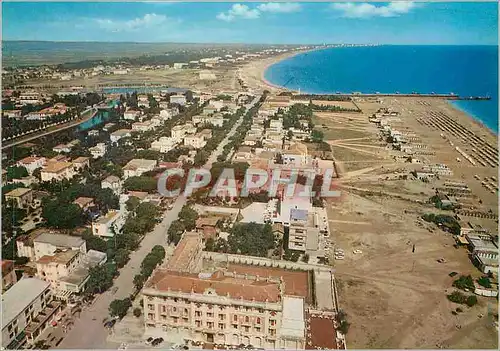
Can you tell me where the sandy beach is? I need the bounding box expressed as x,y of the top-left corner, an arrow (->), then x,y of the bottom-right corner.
239,49 -> 314,93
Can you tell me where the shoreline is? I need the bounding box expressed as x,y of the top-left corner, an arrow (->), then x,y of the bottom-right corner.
245,49 -> 498,138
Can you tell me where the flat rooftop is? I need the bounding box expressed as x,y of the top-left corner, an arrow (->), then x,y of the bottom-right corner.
281,296 -> 305,339
145,269 -> 281,303
2,278 -> 50,328
34,232 -> 84,248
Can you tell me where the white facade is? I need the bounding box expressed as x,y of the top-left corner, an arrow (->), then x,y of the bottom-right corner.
124,110 -> 140,120
101,175 -> 122,195
184,134 -> 207,149
40,162 -> 76,182
16,157 -> 47,175
110,129 -> 132,143
1,278 -> 56,348
123,159 -> 157,179
89,143 -> 107,159
170,94 -> 187,106
151,137 -> 178,153
92,210 -> 123,237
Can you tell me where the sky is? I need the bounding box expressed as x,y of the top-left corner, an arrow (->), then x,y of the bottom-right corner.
2,1 -> 498,45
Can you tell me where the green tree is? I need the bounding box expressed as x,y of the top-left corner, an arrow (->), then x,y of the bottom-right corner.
114,248 -> 130,268
228,223 -> 275,257
6,166 -> 29,181
123,176 -> 158,193
42,200 -> 83,229
133,307 -> 142,318
311,130 -> 324,143
168,220 -> 185,244
133,274 -> 146,290
86,263 -> 116,294
126,196 -> 141,212
82,230 -> 107,252
109,298 -> 132,319
178,205 -> 198,230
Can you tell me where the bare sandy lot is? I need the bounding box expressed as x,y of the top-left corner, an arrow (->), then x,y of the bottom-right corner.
315,96 -> 499,349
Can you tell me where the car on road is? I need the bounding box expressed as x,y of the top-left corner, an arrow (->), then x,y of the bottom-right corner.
145,337 -> 154,345
118,342 -> 128,350
104,319 -> 117,328
152,337 -> 164,346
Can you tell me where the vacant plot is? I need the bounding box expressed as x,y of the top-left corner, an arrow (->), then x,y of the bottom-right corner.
327,188 -> 498,349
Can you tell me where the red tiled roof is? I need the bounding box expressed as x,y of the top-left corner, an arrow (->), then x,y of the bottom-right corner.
227,264 -> 311,303
146,269 -> 281,303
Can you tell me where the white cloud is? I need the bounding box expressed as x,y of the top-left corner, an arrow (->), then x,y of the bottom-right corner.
331,2 -> 417,19
257,3 -> 302,13
216,4 -> 260,22
94,13 -> 170,32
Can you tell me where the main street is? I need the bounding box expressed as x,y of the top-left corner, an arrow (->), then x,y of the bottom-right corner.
58,94 -> 261,349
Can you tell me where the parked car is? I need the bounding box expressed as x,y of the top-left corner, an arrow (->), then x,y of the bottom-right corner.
152,337 -> 164,346
145,337 -> 154,345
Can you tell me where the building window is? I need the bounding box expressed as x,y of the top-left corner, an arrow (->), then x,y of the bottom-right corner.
255,327 -> 261,333
218,314 -> 225,320
207,312 -> 213,318
195,311 -> 202,317
218,323 -> 225,330
233,315 -> 238,322
172,307 -> 177,312
183,318 -> 189,323
148,313 -> 155,320
162,306 -> 166,313
269,319 -> 276,326
162,315 -> 167,321
232,324 -> 238,329
244,326 -> 250,332
195,320 -> 201,328
268,328 -> 276,336
172,317 -> 178,324
207,322 -> 214,329
184,308 -> 188,314
245,316 -> 249,323
148,304 -> 154,311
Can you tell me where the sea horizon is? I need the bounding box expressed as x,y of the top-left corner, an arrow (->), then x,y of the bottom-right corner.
264,45 -> 498,133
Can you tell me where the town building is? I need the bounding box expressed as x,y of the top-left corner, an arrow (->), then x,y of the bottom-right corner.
92,210 -> 123,237
184,133 -> 208,149
101,175 -> 122,195
72,156 -> 90,171
124,109 -> 141,121
171,123 -> 197,141
40,161 -> 76,182
170,94 -> 187,106
2,278 -> 62,349
140,230 -> 341,349
89,143 -> 107,159
4,187 -> 33,209
151,137 -> 178,153
1,260 -> 17,292
123,159 -> 157,179
110,129 -> 132,143
132,120 -> 156,132
72,197 -> 94,211
16,156 -> 47,175
35,245 -> 107,298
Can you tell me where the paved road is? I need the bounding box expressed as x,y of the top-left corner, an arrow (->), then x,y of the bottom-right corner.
2,107 -> 97,150
58,95 -> 261,349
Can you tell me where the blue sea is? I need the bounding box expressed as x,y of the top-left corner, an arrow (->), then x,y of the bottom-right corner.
265,45 -> 498,133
